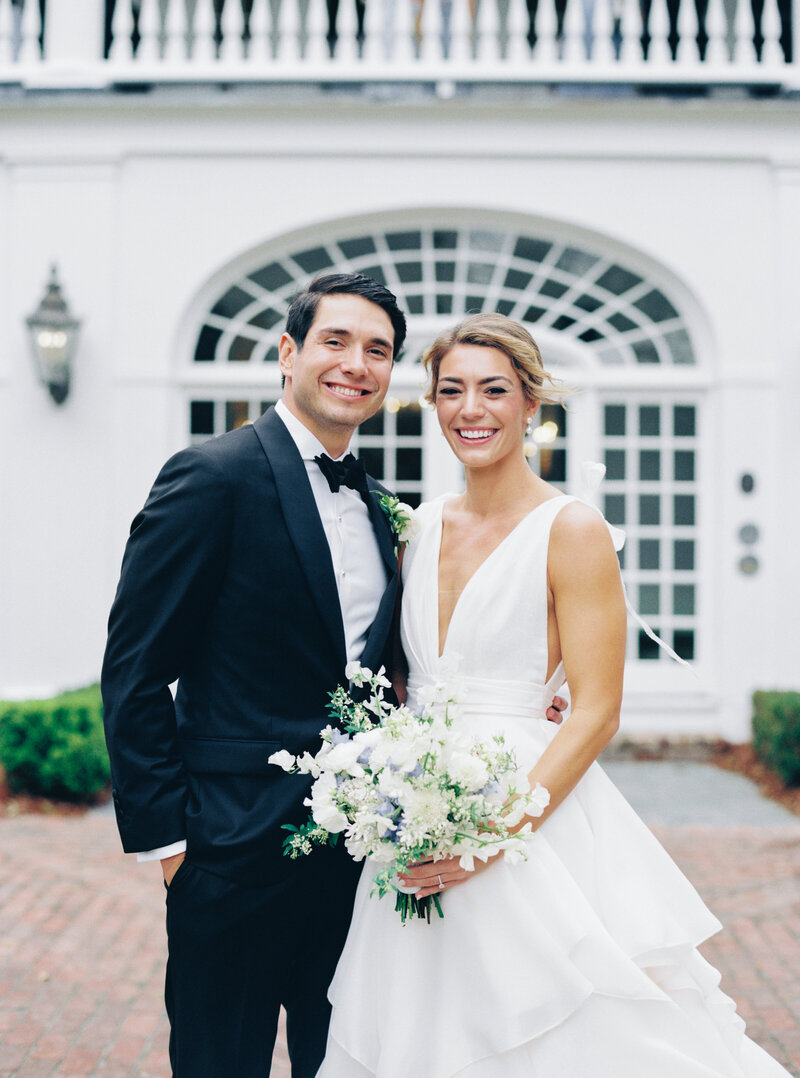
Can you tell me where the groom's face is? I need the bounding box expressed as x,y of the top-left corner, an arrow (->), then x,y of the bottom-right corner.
279,294 -> 394,448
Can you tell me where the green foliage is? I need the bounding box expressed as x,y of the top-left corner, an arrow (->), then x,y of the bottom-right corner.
0,684 -> 109,802
752,691 -> 800,787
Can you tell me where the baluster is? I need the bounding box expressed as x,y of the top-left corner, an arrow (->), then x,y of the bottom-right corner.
164,0 -> 188,61
277,0 -> 303,61
248,0 -> 271,59
0,0 -> 11,64
333,0 -> 359,60
506,0 -> 531,58
760,0 -> 783,62
191,0 -> 218,60
562,0 -> 586,60
220,0 -> 245,61
109,0 -> 136,61
394,0 -> 418,61
419,0 -> 441,59
592,0 -> 616,61
534,0 -> 560,59
361,0 -> 386,60
647,0 -> 671,60
704,0 -> 729,59
675,0 -> 699,62
475,0 -> 502,58
731,0 -> 754,60
617,0 -> 641,62
137,0 -> 162,60
304,0 -> 329,59
18,0 -> 42,63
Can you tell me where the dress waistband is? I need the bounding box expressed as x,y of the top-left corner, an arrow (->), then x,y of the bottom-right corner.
407,673 -> 552,720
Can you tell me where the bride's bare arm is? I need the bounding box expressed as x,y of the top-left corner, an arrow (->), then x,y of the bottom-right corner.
520,501 -> 626,828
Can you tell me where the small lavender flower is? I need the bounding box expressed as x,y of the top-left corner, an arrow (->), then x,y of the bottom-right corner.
329,729 -> 351,745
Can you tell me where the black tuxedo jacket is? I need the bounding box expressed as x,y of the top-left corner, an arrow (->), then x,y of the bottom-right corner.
101,407 -> 399,884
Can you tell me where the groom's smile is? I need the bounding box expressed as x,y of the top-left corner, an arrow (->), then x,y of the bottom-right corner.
279,293 -> 395,457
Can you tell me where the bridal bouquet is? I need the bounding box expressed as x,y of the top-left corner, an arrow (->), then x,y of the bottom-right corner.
269,663 -> 550,922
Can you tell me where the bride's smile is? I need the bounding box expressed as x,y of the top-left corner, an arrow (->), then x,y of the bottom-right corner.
435,343 -> 538,471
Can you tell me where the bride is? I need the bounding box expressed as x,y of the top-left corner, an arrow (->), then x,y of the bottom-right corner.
316,313 -> 792,1077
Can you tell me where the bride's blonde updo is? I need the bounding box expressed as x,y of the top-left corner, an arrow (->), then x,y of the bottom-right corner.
421,313 -> 569,406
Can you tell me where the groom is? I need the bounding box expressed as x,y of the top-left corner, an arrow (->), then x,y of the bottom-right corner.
102,273 -> 408,1077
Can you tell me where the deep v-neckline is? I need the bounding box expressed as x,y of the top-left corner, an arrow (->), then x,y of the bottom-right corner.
434,495 -> 565,659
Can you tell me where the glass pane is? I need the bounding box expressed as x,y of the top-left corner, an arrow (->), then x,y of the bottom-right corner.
386,230 -> 422,251
248,261 -> 293,291
338,236 -> 377,259
540,448 -> 566,483
247,307 -> 283,331
604,404 -> 626,437
467,262 -> 494,285
632,340 -> 660,364
397,448 -> 422,481
360,411 -> 384,436
674,495 -> 695,526
194,325 -> 222,362
596,265 -> 642,295
359,447 -> 384,477
513,237 -> 551,263
540,404 -> 567,436
466,295 -> 486,313
225,401 -> 250,431
396,261 -> 423,284
396,405 -> 422,437
555,247 -> 598,276
673,405 -> 696,436
228,336 -> 256,363
433,230 -> 457,249
639,584 -> 660,616
673,630 -> 695,660
664,328 -> 695,365
540,278 -> 569,299
639,494 -> 660,526
553,314 -> 577,330
504,268 -> 532,290
638,631 -> 661,660
605,449 -> 625,480
575,293 -> 602,313
211,285 -> 253,319
639,405 -> 660,437
673,584 -> 695,616
360,264 -> 386,285
437,295 -> 453,315
523,305 -> 546,323
190,400 -> 215,436
633,289 -> 679,323
407,295 -> 424,315
294,246 -> 334,273
607,311 -> 637,333
639,539 -> 660,570
604,494 -> 626,525
639,450 -> 660,481
674,540 -> 694,571
470,230 -> 504,252
578,329 -> 604,343
674,450 -> 695,481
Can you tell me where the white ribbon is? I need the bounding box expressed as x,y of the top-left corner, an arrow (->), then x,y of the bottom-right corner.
578,461 -> 694,672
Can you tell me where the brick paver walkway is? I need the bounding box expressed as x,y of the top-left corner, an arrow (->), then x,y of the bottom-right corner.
0,812 -> 798,1077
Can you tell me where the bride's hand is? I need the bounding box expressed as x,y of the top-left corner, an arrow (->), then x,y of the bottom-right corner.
397,852 -> 498,900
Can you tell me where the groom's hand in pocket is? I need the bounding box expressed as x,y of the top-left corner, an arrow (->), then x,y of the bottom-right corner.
161,852 -> 186,887
546,695 -> 568,725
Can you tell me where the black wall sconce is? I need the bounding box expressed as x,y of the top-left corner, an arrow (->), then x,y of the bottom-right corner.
26,266 -> 81,405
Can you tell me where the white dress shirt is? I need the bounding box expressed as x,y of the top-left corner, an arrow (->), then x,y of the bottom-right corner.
137,400 -> 388,862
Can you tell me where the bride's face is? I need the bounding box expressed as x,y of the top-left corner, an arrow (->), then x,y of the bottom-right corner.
435,344 -> 538,468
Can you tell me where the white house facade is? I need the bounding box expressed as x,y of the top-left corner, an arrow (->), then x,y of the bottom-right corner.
1,0 -> 798,740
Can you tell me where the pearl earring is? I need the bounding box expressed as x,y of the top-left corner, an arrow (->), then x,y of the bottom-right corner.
525,417 -> 533,437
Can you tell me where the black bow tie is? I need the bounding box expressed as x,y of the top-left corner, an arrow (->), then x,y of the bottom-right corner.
314,453 -> 369,497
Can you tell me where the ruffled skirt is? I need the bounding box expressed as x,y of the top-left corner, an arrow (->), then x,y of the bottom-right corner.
316,718 -> 791,1078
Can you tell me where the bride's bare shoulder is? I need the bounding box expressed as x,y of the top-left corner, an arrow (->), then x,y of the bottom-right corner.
549,500 -> 619,573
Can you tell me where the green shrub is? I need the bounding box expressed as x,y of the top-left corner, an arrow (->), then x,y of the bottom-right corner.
752,690 -> 800,787
0,684 -> 109,802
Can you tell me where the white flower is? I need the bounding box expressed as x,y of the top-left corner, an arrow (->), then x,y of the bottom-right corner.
395,503 -> 421,544
295,751 -> 321,778
445,749 -> 489,792
324,739 -> 366,777
268,750 -> 296,772
304,773 -> 348,833
345,662 -> 372,686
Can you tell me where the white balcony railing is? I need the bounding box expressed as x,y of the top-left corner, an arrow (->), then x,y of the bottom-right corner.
0,0 -> 795,90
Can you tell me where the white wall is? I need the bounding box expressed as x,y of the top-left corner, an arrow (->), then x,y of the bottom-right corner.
1,93 -> 798,739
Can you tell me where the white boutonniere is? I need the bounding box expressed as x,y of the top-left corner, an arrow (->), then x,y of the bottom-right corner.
375,493 -> 420,548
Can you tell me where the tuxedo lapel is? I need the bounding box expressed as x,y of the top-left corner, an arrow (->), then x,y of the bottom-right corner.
359,477 -> 400,672
253,408 -> 347,666
365,479 -> 401,578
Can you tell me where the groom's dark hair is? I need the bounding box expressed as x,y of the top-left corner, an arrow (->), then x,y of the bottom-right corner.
285,273 -> 407,360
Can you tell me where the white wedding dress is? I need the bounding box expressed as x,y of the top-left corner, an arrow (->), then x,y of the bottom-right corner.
317,494 -> 792,1078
